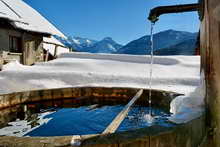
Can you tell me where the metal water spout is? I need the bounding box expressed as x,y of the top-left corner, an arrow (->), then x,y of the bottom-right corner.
148,3 -> 202,23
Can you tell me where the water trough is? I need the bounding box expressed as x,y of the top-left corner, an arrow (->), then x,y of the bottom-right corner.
0,87 -> 205,147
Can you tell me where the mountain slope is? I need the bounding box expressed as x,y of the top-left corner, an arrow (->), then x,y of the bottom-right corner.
116,30 -> 198,55
55,36 -> 122,53
154,39 -> 197,55
54,36 -> 97,50
82,37 -> 122,53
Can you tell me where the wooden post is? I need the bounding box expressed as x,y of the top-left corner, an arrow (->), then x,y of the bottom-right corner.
0,54 -> 3,71
103,89 -> 143,134
54,45 -> 58,58
45,49 -> 49,62
200,0 -> 220,146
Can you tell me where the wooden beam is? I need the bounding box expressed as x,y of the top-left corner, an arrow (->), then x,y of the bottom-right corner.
54,45 -> 58,57
43,41 -> 68,49
102,89 -> 143,134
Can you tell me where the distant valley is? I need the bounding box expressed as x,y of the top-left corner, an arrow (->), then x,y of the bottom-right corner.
55,29 -> 198,55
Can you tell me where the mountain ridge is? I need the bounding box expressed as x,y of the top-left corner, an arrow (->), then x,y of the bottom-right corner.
116,29 -> 198,55
55,29 -> 198,55
55,36 -> 122,53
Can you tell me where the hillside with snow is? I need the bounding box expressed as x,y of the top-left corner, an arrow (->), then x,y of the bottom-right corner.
55,36 -> 122,53
55,30 -> 198,55
154,39 -> 197,56
82,37 -> 122,53
117,30 -> 198,55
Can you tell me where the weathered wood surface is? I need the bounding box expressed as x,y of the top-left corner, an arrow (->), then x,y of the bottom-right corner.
45,49 -> 49,61
0,54 -> 3,71
200,0 -> 220,146
0,87 -> 175,110
103,89 -> 143,134
54,45 -> 58,57
0,51 -> 22,64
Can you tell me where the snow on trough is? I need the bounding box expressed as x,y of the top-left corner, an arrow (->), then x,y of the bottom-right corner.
0,52 -> 204,124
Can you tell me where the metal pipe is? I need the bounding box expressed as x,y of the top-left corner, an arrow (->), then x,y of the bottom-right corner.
148,3 -> 200,23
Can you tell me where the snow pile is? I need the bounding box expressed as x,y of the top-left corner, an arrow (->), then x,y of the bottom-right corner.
169,70 -> 205,124
28,79 -> 72,89
0,52 -> 200,95
2,60 -> 25,71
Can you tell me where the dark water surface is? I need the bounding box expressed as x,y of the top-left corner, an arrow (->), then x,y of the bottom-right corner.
0,101 -> 174,137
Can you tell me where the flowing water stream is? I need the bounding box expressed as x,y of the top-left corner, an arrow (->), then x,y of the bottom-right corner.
144,23 -> 155,124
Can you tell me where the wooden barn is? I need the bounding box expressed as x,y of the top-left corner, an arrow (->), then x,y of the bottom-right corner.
0,0 -> 69,67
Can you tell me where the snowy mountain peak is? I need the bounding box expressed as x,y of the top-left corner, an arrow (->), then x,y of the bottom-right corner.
102,37 -> 113,41
55,35 -> 122,53
55,29 -> 198,55
82,37 -> 122,53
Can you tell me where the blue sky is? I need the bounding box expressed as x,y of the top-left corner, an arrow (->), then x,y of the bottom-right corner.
24,0 -> 200,45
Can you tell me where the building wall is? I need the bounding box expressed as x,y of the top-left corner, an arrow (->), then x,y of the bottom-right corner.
0,27 -> 44,65
22,33 -> 44,65
0,28 -> 22,52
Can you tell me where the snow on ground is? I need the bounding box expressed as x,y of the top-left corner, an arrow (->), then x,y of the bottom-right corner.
0,52 -> 200,95
0,52 -> 203,124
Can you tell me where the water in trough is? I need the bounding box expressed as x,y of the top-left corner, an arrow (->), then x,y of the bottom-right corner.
0,100 -> 174,137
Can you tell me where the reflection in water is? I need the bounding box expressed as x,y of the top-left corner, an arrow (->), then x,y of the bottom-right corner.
0,99 -> 174,137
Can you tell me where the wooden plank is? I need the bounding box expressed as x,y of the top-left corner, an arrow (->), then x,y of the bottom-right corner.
103,89 -> 143,134
43,41 -> 68,49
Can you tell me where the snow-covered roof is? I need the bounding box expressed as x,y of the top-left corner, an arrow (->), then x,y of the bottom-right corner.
0,0 -> 69,55
0,0 -> 65,37
43,36 -> 69,55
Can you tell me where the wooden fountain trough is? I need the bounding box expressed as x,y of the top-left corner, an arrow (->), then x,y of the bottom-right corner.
0,87 -> 205,147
